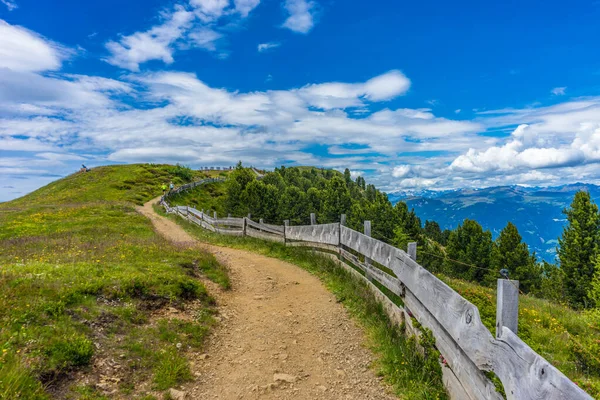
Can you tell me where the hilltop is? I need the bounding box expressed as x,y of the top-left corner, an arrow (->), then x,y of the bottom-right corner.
0,164 -> 230,399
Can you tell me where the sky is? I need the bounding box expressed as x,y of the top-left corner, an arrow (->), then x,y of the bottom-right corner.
1,0 -> 600,201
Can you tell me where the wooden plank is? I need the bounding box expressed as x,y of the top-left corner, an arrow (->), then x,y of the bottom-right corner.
493,327 -> 592,399
261,222 -> 285,233
339,249 -> 403,298
214,218 -> 244,228
202,214 -> 216,225
188,208 -> 203,219
331,255 -> 405,329
246,226 -> 285,243
217,228 -> 244,236
245,219 -> 285,236
442,366 -> 473,400
403,290 -> 502,400
285,223 -> 340,245
286,241 -> 340,253
340,226 -> 592,400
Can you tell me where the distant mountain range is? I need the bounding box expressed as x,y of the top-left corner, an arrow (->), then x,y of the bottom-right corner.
388,183 -> 600,263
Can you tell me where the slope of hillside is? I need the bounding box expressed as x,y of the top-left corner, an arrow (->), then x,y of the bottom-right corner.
0,165 -> 229,399
393,184 -> 600,262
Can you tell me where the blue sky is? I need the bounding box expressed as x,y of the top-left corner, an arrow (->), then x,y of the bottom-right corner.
1,0 -> 600,201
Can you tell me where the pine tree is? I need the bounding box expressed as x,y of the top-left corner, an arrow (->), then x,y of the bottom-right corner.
322,176 -> 352,222
367,193 -> 397,242
558,191 -> 600,308
488,222 -> 540,292
424,220 -> 443,244
343,168 -> 352,185
588,255 -> 600,307
445,219 -> 493,282
278,186 -> 308,225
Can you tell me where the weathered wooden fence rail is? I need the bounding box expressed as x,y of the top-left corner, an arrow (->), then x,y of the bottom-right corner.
161,180 -> 592,400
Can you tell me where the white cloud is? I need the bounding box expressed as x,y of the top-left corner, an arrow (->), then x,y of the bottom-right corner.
392,165 -> 411,178
297,70 -> 411,109
551,87 -> 567,96
258,42 -> 280,52
10,18 -> 600,199
1,0 -> 17,11
282,0 -> 317,34
234,0 -> 260,17
455,109 -> 461,114
451,99 -> 600,175
191,0 -> 230,22
398,178 -> 437,189
104,0 -> 261,71
0,20 -> 71,72
189,28 -> 223,51
104,6 -> 194,71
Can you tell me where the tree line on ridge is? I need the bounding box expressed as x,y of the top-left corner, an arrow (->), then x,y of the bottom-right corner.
222,163 -> 600,309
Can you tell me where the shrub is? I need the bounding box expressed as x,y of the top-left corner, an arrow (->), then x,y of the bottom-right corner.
45,334 -> 94,370
168,164 -> 194,183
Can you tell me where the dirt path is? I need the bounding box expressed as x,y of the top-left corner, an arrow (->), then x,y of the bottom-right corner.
138,198 -> 397,399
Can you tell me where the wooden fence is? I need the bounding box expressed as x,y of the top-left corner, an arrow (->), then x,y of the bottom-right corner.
161,183 -> 592,400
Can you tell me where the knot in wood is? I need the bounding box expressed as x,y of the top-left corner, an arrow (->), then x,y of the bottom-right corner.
465,309 -> 473,325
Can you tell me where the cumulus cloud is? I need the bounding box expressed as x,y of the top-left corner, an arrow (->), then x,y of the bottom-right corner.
258,42 -> 280,52
392,165 -> 411,178
449,99 -> 600,186
0,19 -> 72,72
282,0 -> 317,34
551,87 -> 567,96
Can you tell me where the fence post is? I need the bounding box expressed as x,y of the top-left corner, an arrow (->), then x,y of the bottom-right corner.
284,220 -> 289,244
340,214 -> 346,226
310,213 -> 316,225
259,218 -> 264,224
243,217 -> 247,236
364,221 -> 373,282
214,211 -> 217,219
407,242 -> 417,260
496,279 -> 519,338
247,213 -> 252,220
228,213 -> 231,218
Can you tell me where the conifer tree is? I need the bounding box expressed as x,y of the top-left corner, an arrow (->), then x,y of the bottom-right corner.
445,219 -> 493,282
322,176 -> 352,222
488,222 -> 540,292
558,191 -> 600,308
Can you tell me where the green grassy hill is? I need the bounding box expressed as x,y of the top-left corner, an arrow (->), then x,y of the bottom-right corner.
0,164 -> 229,399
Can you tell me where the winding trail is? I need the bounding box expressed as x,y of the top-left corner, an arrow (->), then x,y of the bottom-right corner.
138,197 -> 397,399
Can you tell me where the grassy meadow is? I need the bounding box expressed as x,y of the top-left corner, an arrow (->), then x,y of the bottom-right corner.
0,164 -> 229,399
